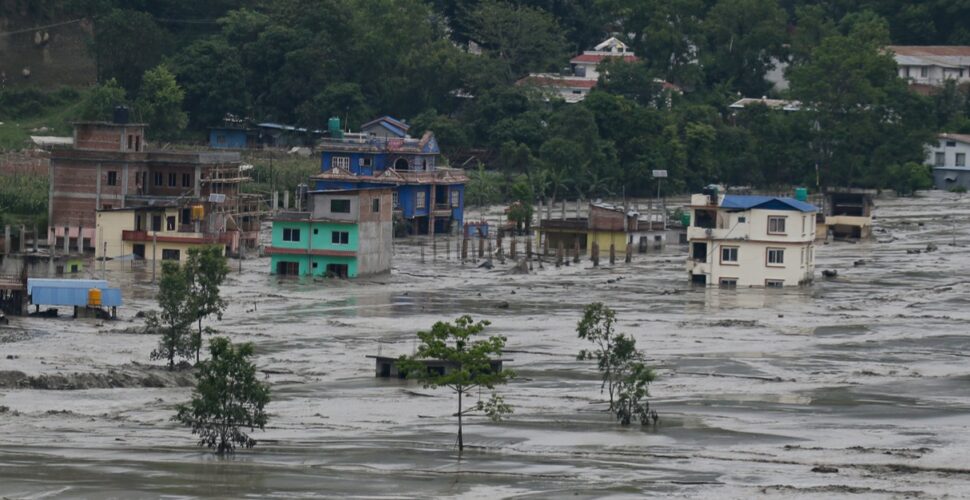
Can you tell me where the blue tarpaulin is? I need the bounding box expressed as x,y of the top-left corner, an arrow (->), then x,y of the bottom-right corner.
27,278 -> 123,307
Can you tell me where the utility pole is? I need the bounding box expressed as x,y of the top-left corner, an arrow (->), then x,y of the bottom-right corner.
152,233 -> 157,284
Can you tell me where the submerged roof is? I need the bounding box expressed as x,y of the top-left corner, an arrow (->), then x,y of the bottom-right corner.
27,278 -> 122,307
721,195 -> 817,213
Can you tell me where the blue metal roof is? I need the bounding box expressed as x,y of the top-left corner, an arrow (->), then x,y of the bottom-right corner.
721,195 -> 817,213
27,278 -> 123,307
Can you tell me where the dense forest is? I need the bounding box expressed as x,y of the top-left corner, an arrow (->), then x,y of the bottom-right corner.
5,0 -> 970,200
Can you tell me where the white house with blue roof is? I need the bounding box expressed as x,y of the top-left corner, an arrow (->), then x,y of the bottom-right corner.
687,192 -> 818,288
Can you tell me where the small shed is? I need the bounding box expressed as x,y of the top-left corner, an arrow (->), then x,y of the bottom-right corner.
27,278 -> 122,318
366,355 -> 509,378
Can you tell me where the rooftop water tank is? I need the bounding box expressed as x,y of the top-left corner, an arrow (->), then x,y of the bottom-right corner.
795,187 -> 808,201
328,117 -> 343,139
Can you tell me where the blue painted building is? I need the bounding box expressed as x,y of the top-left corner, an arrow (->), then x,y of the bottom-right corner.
208,127 -> 251,149
313,116 -> 467,235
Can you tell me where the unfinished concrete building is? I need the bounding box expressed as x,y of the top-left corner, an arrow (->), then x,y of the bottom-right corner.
48,113 -> 265,258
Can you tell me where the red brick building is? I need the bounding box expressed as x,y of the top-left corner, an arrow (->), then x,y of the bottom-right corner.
49,121 -> 262,254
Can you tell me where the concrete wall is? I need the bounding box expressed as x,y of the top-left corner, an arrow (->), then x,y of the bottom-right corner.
311,193 -> 359,222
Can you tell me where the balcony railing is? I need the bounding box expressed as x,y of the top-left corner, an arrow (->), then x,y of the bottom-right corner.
122,230 -> 233,244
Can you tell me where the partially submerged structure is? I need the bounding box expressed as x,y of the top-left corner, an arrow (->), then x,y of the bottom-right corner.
686,190 -> 818,287
928,133 -> 970,190
27,278 -> 121,318
312,116 -> 467,236
366,354 -> 508,378
266,187 -> 394,278
536,201 -> 668,254
817,188 -> 875,240
46,111 -> 265,260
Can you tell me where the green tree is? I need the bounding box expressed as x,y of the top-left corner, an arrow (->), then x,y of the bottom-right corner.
175,337 -> 270,455
146,261 -> 194,370
576,302 -> 656,425
136,65 -> 188,140
172,38 -> 251,129
185,246 -> 230,364
468,0 -> 568,82
702,0 -> 788,95
91,9 -> 169,92
886,162 -> 932,196
398,315 -> 514,452
78,78 -> 126,121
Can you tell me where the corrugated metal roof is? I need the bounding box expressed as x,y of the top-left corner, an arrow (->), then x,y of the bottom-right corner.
721,195 -> 817,213
27,278 -> 123,307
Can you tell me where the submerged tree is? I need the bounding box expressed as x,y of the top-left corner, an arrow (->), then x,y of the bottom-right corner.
175,337 -> 270,455
146,261 -> 194,370
185,245 -> 230,364
398,315 -> 514,452
577,303 -> 656,425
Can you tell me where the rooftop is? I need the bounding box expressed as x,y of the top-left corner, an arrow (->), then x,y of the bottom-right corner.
940,133 -> 970,145
570,53 -> 639,64
720,195 -> 818,213
888,45 -> 970,57
729,97 -> 801,111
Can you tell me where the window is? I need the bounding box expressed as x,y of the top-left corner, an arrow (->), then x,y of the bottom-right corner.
161,249 -> 180,261
217,134 -> 226,145
765,279 -> 784,288
313,228 -> 319,235
128,135 -> 134,150
947,141 -> 957,147
416,191 -> 426,209
166,216 -> 176,231
182,173 -> 192,187
151,215 -> 162,232
936,152 -> 946,166
276,261 -> 300,276
767,216 -> 786,234
720,246 -> 738,263
738,216 -> 746,223
360,157 -> 372,167
719,278 -> 737,288
767,248 -> 785,265
691,242 -> 707,262
373,198 -> 380,213
450,190 -> 459,207
332,156 -> 350,169
168,173 -> 177,187
332,231 -> 349,245
107,171 -> 117,186
331,199 -> 351,213
102,204 -> 112,210
392,191 -> 399,208
282,228 -> 301,242
920,66 -> 928,78
958,153 -> 966,167
312,262 -> 318,269
154,172 -> 163,186
135,135 -> 141,151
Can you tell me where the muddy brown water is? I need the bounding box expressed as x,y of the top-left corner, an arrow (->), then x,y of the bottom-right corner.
2,192 -> 970,498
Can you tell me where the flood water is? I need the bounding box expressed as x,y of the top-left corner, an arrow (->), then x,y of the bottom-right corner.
2,192 -> 970,498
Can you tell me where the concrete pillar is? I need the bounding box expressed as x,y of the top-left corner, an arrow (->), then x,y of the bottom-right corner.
526,237 -> 532,259
609,243 -> 615,265
19,225 -> 26,253
591,241 -> 599,266
63,228 -> 69,254
272,191 -> 279,211
461,238 -> 468,261
573,238 -> 580,263
283,190 -> 289,210
543,235 -> 549,257
77,226 -> 84,253
478,236 -> 484,259
32,225 -> 38,252
510,238 -> 517,259
3,225 -> 9,255
557,241 -> 564,267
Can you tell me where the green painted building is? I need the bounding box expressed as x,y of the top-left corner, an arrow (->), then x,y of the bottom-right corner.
267,188 -> 393,278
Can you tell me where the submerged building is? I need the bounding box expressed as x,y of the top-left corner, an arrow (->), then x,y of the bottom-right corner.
47,112 -> 264,261
536,201 -> 668,254
312,116 -> 467,236
266,188 -> 393,278
686,191 -> 818,288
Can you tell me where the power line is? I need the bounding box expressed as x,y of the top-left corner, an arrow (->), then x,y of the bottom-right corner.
0,18 -> 85,38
